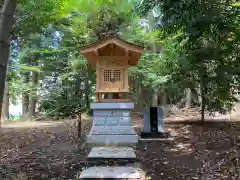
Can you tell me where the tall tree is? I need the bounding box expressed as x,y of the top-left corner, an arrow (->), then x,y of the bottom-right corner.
136,0 -> 240,121
1,62 -> 9,123
0,0 -> 17,126
28,53 -> 40,118
10,0 -> 71,118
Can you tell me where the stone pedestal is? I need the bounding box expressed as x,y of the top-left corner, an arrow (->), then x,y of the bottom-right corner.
87,102 -> 138,145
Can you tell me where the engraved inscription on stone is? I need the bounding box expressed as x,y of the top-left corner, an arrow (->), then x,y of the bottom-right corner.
122,111 -> 131,117
112,110 -> 121,116
94,110 -> 112,117
112,110 -> 131,117
106,117 -> 119,126
93,117 -> 106,126
119,117 -> 131,126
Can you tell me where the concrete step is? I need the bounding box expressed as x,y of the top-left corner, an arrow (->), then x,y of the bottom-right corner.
87,147 -> 137,166
79,166 -> 145,179
88,147 -> 136,159
87,134 -> 138,146
86,159 -> 137,167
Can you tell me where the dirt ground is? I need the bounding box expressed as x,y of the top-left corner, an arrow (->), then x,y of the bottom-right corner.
0,116 -> 240,180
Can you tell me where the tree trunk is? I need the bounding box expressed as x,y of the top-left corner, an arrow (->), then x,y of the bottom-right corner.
1,62 -> 9,123
148,10 -> 159,108
151,90 -> 158,107
75,75 -> 81,95
28,72 -> 38,119
185,88 -> 192,108
28,55 -> 39,119
22,94 -> 29,116
74,74 -> 82,106
196,84 -> 202,106
0,0 -> 17,127
160,91 -> 168,117
77,111 -> 82,138
22,71 -> 30,116
201,97 -> 205,122
137,80 -> 143,111
200,78 -> 205,122
84,70 -> 90,109
159,92 -> 167,106
201,93 -> 205,122
134,78 -> 142,111
28,98 -> 37,118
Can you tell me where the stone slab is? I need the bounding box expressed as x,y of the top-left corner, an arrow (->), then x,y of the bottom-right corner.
93,110 -> 113,117
79,166 -> 145,179
90,126 -> 135,135
88,147 -> 136,159
87,134 -> 138,145
87,158 -> 136,167
91,102 -> 134,109
93,116 -> 132,126
93,109 -> 132,117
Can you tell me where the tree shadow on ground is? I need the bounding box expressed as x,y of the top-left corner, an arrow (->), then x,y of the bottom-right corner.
0,119 -> 90,180
0,119 -> 239,180
136,121 -> 240,180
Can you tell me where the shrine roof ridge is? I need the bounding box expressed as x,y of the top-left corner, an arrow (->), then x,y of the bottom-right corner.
79,35 -> 144,53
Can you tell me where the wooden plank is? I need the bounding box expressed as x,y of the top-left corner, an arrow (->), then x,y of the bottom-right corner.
96,60 -> 100,91
99,58 -> 128,66
96,93 -> 100,102
99,99 -> 130,102
96,89 -> 129,93
90,56 -> 130,61
124,68 -> 128,90
98,65 -> 131,68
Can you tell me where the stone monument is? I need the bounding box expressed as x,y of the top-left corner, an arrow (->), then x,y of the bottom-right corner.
80,36 -> 144,145
141,107 -> 168,138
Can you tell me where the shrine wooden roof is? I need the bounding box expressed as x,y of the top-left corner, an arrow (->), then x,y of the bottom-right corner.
80,36 -> 144,69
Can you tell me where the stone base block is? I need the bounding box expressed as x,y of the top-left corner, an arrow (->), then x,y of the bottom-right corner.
140,132 -> 169,139
86,134 -> 138,146
90,126 -> 136,135
79,166 -> 145,179
88,147 -> 136,159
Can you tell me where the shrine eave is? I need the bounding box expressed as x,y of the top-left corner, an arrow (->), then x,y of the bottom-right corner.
79,36 -> 144,54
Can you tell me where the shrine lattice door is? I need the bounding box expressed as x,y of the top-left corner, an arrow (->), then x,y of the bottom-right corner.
99,68 -> 124,92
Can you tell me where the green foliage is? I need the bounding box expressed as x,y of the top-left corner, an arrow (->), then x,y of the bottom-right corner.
38,84 -> 84,118
7,0 -> 239,121
136,0 -> 240,117
34,0 -> 140,118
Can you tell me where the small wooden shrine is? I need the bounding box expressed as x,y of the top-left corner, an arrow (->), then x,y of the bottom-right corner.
80,36 -> 144,102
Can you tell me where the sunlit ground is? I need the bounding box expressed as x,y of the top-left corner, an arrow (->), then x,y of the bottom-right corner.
1,112 -> 239,180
